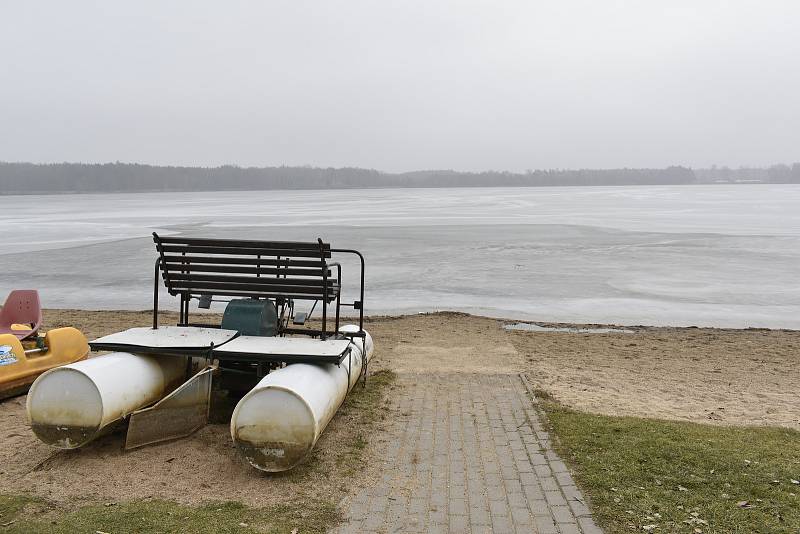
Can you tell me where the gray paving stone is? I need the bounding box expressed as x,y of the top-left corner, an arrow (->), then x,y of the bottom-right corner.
489,499 -> 508,516
539,476 -> 560,491
555,471 -> 575,487
529,452 -> 548,465
544,490 -> 568,506
550,460 -> 568,473
485,484 -> 505,501
560,484 -> 582,502
578,516 -> 604,534
558,523 -> 582,534
515,461 -> 534,473
369,497 -> 388,514
504,478 -> 523,494
534,515 -> 559,533
510,507 -> 532,525
534,464 -> 553,477
550,504 -> 574,523
429,508 -> 447,524
529,499 -> 551,517
492,515 -> 514,534
449,498 -> 468,516
469,506 -> 491,525
567,496 -> 592,518
430,491 -> 448,506
449,514 -> 469,533
362,513 -> 385,530
506,491 -> 527,509
449,484 -> 467,499
523,483 -> 544,502
408,497 -> 427,514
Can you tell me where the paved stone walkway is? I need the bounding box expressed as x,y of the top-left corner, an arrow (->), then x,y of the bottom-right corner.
334,373 -> 602,533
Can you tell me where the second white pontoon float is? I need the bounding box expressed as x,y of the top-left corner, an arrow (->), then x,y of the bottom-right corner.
26,234 -> 372,472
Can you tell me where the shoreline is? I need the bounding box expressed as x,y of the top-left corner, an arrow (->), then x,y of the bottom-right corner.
41,307 -> 799,333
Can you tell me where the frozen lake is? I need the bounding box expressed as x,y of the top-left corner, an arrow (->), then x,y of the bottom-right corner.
1,185 -> 798,328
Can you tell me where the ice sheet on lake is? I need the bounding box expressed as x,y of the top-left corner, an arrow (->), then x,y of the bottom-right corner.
1,185 -> 799,329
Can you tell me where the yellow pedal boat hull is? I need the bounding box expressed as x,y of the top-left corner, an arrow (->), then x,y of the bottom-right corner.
0,327 -> 89,400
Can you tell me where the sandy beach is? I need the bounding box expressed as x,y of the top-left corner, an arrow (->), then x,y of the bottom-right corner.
0,309 -> 797,509
30,309 -> 800,428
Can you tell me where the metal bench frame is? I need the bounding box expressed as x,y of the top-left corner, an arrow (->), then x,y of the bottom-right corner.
151,233 -> 366,345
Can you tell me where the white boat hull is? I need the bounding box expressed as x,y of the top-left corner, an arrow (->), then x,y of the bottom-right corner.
26,352 -> 186,448
230,325 -> 374,472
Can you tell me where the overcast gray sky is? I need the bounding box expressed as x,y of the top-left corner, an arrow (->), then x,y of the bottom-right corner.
1,1 -> 798,172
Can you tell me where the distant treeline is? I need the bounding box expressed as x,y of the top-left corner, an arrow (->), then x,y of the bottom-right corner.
694,164 -> 800,184
0,161 -> 796,194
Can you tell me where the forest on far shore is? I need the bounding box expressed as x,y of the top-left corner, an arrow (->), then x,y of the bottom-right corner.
1,162 -> 798,194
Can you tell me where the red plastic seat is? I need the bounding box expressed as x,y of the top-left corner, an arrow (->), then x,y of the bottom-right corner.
0,290 -> 43,340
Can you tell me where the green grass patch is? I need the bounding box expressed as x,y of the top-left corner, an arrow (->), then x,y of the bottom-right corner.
1,496 -> 338,534
333,369 -> 396,474
0,494 -> 41,525
540,400 -> 800,533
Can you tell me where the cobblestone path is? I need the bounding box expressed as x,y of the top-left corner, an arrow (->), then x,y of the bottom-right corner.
333,373 -> 602,533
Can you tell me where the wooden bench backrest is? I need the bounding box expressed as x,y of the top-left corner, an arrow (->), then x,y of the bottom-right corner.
153,234 -> 337,302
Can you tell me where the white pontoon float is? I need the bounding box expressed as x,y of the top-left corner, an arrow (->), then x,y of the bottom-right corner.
27,234 -> 372,471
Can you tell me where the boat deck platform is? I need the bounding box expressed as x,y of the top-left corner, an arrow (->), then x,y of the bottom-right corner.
90,326 -> 353,365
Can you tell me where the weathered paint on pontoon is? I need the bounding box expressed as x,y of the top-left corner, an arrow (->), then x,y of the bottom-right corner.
27,352 -> 186,448
230,325 -> 374,472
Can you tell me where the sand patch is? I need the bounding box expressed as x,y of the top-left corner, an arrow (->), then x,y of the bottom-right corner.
508,325 -> 800,429
364,312 -> 524,374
